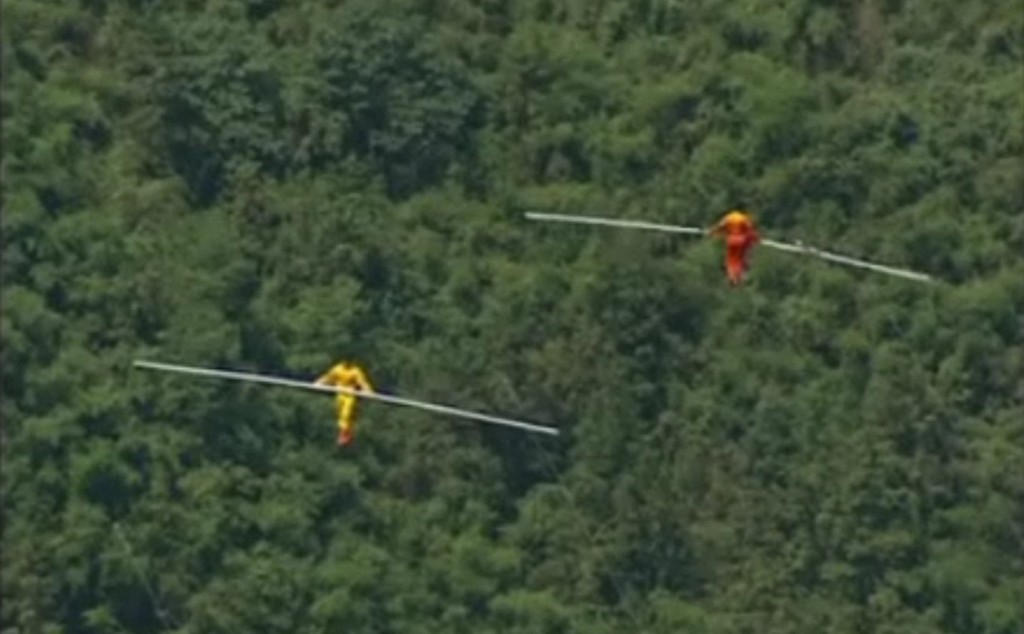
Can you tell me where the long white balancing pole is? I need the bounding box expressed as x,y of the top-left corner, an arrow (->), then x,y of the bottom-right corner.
757,238 -> 933,283
134,360 -> 560,436
525,212 -> 706,236
524,212 -> 933,284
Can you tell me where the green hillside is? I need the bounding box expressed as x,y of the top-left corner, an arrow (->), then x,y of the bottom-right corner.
2,1 -> 1022,632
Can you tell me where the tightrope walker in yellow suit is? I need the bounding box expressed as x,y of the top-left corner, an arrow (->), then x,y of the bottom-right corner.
315,362 -> 374,446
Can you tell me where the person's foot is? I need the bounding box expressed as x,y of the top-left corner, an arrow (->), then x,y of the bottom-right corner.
338,429 -> 353,447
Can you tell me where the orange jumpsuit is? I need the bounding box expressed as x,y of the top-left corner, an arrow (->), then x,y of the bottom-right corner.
709,210 -> 760,285
315,362 -> 374,446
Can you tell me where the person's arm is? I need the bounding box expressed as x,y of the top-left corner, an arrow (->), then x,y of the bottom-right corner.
353,368 -> 375,394
315,367 -> 336,386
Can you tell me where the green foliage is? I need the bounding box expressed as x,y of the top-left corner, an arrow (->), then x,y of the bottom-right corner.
3,0 -> 1021,633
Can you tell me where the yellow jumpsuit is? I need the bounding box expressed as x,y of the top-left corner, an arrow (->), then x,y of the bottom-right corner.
315,362 -> 374,446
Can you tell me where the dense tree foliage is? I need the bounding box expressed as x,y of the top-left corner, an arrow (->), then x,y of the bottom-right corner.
3,1 -> 1022,632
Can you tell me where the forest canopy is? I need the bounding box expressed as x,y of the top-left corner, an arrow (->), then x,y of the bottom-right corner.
2,1 -> 1022,633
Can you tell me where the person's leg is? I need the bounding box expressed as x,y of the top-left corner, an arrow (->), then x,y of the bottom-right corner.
339,396 -> 356,445
726,243 -> 745,285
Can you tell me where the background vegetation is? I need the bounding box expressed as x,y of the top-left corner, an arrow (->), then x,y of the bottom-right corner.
3,0 -> 1022,632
